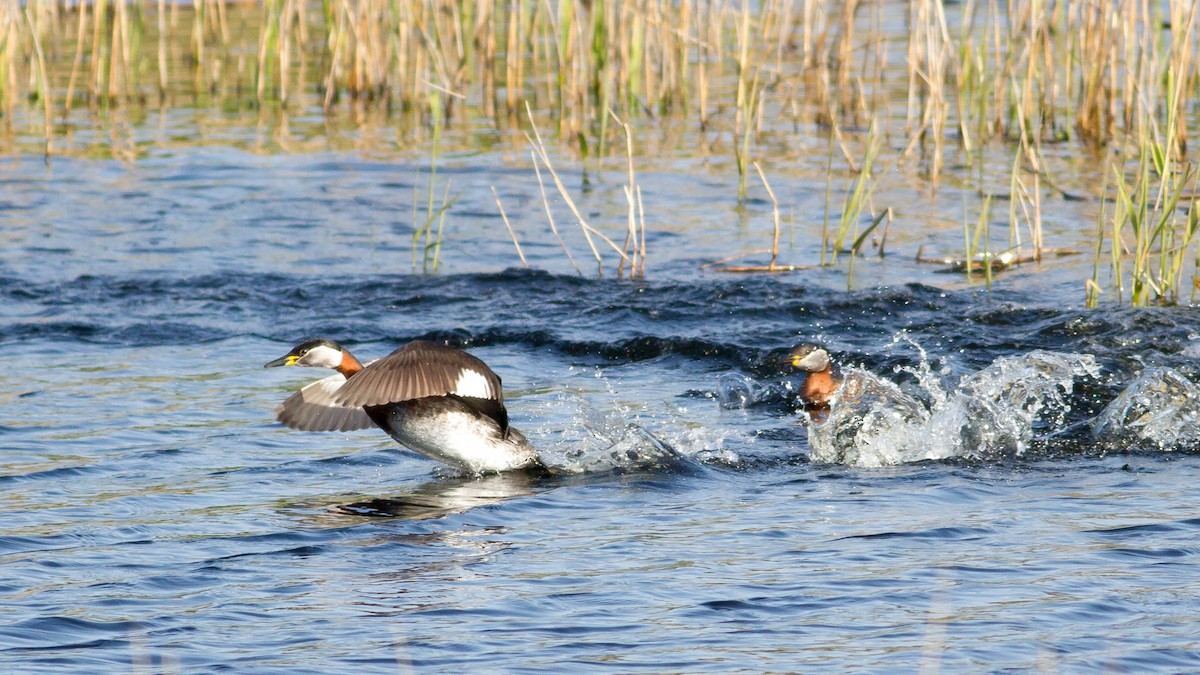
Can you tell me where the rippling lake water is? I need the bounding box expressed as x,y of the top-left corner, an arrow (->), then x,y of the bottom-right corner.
4,149 -> 1200,672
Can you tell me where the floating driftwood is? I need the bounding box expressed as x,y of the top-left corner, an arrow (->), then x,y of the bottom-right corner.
705,207 -> 891,274
711,263 -> 820,273
702,249 -> 818,274
915,246 -> 1081,273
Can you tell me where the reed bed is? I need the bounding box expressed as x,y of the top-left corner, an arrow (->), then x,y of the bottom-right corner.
6,1 -> 1196,162
1,0 -> 1199,302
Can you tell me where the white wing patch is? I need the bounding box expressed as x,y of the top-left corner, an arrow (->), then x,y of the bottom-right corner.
453,369 -> 495,399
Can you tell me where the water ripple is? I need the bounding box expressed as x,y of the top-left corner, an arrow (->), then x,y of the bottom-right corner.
5,245 -> 1200,670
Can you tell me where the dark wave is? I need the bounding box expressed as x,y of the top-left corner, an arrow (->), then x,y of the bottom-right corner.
3,270 -> 1200,382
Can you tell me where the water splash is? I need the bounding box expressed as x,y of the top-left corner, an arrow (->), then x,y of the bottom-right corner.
808,350 -> 1099,467
526,382 -> 734,474
537,394 -> 683,473
716,372 -> 793,409
806,368 -> 933,466
1092,367 -> 1200,452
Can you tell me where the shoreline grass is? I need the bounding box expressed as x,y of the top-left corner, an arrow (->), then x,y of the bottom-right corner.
2,1 -> 1199,302
5,2 -> 1195,158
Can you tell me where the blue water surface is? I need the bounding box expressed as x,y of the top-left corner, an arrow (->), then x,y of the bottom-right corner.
2,151 -> 1200,672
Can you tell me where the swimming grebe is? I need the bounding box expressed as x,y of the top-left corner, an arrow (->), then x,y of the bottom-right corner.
264,339 -> 539,473
788,344 -> 841,410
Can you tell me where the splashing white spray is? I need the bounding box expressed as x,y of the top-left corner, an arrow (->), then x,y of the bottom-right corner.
525,368 -> 737,474
1092,367 -> 1200,452
808,345 -> 1099,467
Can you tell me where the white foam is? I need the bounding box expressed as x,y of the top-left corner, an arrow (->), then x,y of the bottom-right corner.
1093,367 -> 1200,452
807,350 -> 1099,467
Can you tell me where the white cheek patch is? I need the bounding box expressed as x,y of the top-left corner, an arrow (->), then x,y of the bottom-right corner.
454,369 -> 495,399
303,345 -> 343,368
797,349 -> 830,371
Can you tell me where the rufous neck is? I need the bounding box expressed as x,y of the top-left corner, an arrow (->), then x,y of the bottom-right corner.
336,350 -> 364,378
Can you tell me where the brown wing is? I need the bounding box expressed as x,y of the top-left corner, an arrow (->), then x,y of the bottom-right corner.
275,372 -> 376,432
332,340 -> 504,409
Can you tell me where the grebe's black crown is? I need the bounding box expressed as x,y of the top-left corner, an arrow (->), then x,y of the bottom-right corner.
789,343 -> 822,356
289,338 -> 343,355
264,338 -> 347,369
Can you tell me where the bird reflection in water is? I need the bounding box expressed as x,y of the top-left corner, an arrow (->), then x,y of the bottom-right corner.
334,469 -> 550,519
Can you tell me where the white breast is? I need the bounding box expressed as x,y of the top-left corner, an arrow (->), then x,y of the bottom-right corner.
377,400 -> 536,473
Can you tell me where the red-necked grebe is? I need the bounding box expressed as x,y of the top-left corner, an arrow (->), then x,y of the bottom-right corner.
264,339 -> 539,473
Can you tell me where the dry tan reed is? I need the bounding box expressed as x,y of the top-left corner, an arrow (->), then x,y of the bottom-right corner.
3,0 -> 1197,169
2,1 -> 1200,294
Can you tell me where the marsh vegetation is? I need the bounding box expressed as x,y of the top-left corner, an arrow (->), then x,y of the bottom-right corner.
3,0 -> 1199,302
